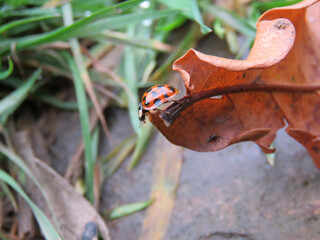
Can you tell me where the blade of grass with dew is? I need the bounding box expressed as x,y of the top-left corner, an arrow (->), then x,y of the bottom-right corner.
156,0 -> 211,34
0,169 -> 61,240
62,2 -> 111,141
200,2 -> 256,38
0,69 -> 41,125
0,58 -> 14,80
0,15 -> 59,35
69,10 -> 181,42
64,52 -> 94,203
109,199 -> 154,220
0,0 -> 155,54
103,135 -> 136,179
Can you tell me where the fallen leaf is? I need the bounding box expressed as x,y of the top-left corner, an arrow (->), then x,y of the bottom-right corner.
10,130 -> 111,240
149,0 -> 320,168
17,195 -> 35,239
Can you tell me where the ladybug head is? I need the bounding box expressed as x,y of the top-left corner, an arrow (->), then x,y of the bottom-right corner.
138,103 -> 146,122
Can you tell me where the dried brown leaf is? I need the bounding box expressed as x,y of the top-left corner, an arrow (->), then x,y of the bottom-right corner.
150,0 -> 320,167
10,130 -> 111,240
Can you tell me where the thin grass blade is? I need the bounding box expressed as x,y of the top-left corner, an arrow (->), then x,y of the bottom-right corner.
62,2 -> 111,142
0,58 -> 14,80
0,15 -> 59,35
201,2 -> 256,38
64,52 -> 94,203
0,169 -> 61,240
109,199 -> 154,220
104,136 -> 136,178
0,69 -> 41,125
127,123 -> 153,170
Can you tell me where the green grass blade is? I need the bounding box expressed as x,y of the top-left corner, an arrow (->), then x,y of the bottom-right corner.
0,181 -> 18,212
201,2 -> 256,38
70,9 -> 180,38
123,32 -> 140,134
251,0 -> 302,12
94,30 -> 175,53
127,123 -> 153,170
157,0 -> 210,33
64,52 -> 94,203
0,69 -> 41,125
16,9 -> 179,52
33,93 -> 81,110
109,199 -> 154,220
0,15 -> 59,35
0,169 -> 61,240
191,0 -> 211,34
103,135 -> 136,178
0,143 -> 60,233
0,0 -> 147,54
2,7 -> 59,18
0,58 -> 14,80
91,125 -> 100,161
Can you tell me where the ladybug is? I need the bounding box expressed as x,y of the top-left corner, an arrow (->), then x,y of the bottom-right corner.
138,84 -> 179,122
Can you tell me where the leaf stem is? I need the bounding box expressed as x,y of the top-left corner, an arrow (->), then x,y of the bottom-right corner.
159,82 -> 320,126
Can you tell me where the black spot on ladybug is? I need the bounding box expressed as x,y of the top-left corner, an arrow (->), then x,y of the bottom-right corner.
157,84 -> 164,88
144,101 -> 150,106
207,134 -> 218,143
151,91 -> 158,97
153,98 -> 161,106
169,86 -> 176,92
164,94 -> 169,99
146,88 -> 152,93
142,96 -> 146,102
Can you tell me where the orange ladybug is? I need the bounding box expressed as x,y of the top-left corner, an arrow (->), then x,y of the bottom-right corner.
138,84 -> 179,122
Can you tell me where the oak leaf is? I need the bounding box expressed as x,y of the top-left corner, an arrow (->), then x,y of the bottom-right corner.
149,0 -> 320,168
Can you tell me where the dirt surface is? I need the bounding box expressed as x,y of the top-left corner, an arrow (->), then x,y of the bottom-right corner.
99,107 -> 320,240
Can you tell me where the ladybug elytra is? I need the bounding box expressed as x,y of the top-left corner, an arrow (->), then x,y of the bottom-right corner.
138,84 -> 179,122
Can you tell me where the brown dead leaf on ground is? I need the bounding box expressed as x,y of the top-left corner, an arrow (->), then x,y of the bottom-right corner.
150,0 -> 320,168
9,129 -> 111,240
138,134 -> 183,240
